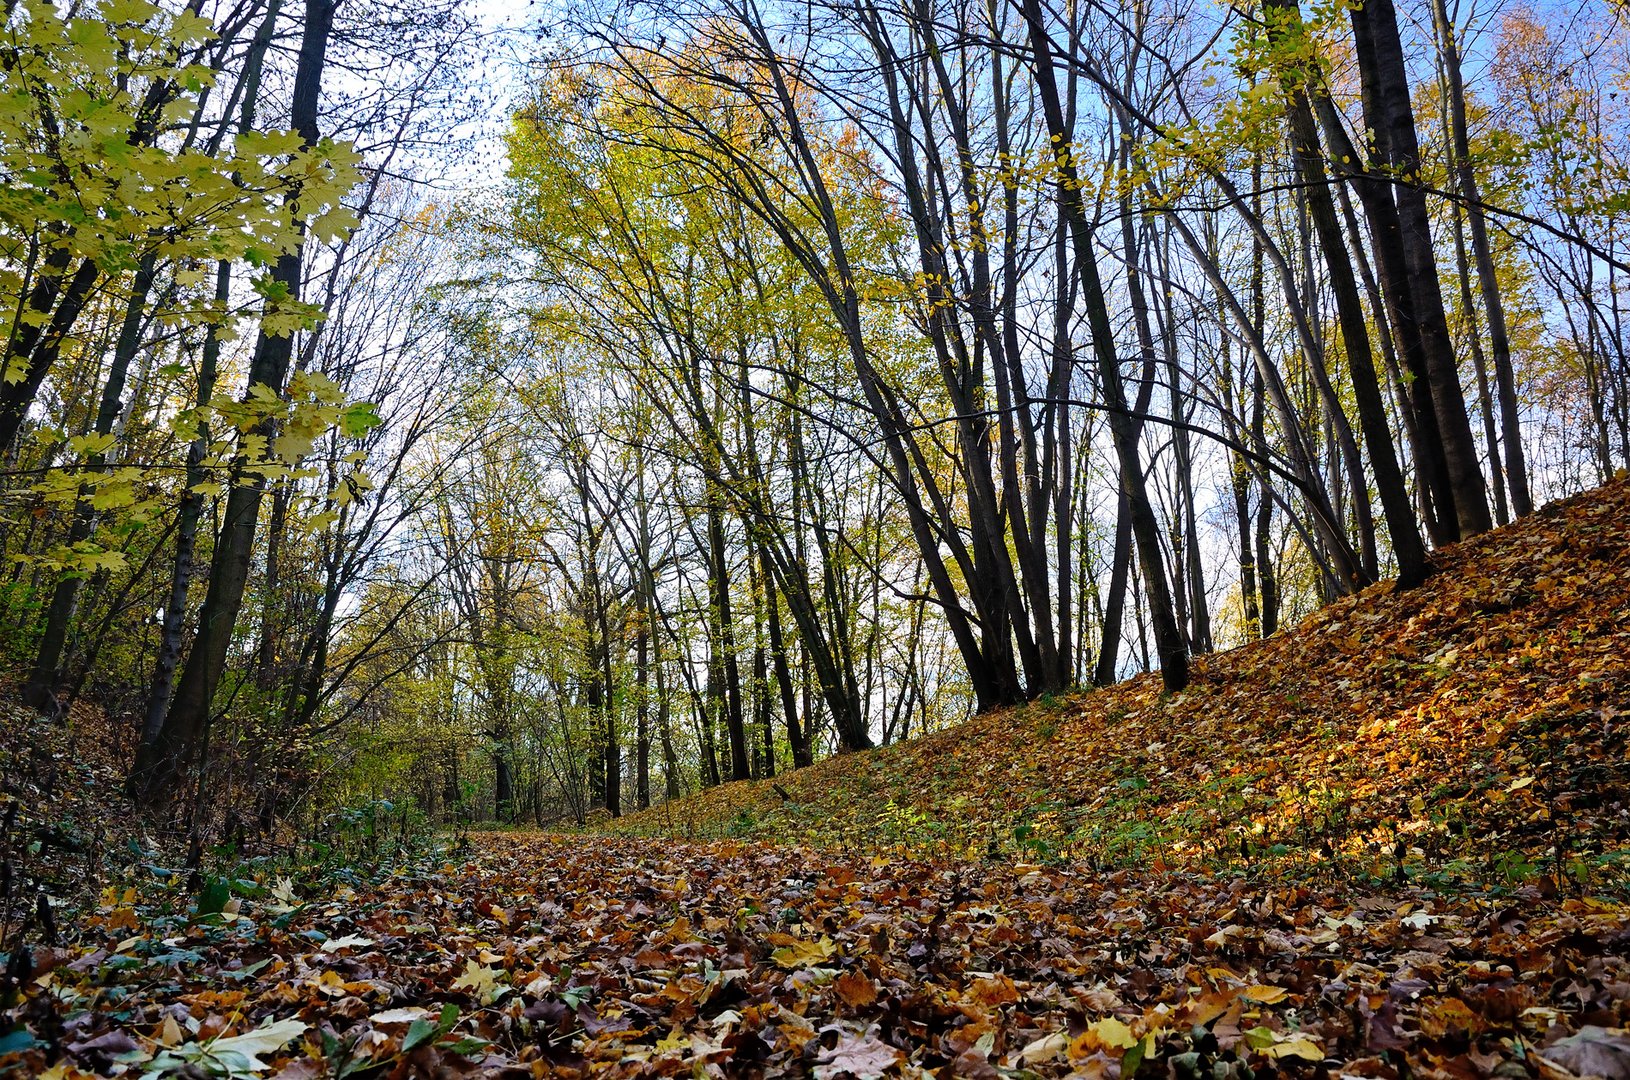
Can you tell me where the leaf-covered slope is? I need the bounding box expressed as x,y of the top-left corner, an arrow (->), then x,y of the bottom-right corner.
0,689 -> 152,929
610,479 -> 1630,884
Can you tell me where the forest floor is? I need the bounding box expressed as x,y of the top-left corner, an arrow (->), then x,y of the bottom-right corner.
0,480 -> 1627,1078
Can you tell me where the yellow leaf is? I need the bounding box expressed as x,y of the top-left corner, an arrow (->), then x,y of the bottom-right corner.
1243,985 -> 1290,1004
654,1028 -> 689,1055
1091,1016 -> 1139,1050
1264,1036 -> 1324,1061
450,957 -> 505,1001
770,936 -> 836,969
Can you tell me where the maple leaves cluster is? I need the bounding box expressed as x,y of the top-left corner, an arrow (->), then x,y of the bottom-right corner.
6,834 -> 1630,1078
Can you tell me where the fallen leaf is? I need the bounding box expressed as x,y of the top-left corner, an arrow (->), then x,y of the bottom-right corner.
319,934 -> 374,954
1540,1026 -> 1630,1080
813,1031 -> 903,1079
771,936 -> 836,969
1091,1017 -> 1139,1050
833,969 -> 878,1007
450,957 -> 505,1002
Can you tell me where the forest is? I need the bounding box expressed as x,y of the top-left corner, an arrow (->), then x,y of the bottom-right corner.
0,0 -> 1628,1072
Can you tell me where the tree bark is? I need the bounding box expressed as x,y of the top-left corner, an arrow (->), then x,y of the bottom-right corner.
1346,0 -> 1491,538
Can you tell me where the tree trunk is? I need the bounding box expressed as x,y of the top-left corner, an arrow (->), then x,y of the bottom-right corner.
26,254 -> 159,712
1024,0 -> 1188,691
1346,0 -> 1491,538
130,0 -> 335,806
1430,0 -> 1530,516
1265,0 -> 1433,588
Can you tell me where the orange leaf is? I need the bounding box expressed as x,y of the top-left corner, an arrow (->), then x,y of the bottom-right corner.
833,969 -> 878,1007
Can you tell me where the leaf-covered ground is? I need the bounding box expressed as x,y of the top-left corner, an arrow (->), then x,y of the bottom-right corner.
611,479 -> 1630,889
4,482 -> 1630,1078
11,832 -> 1630,1078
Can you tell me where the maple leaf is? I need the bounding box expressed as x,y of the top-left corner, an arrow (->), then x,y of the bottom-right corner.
969,973 -> 1020,1006
1089,1017 -> 1139,1050
652,1028 -> 690,1056
771,936 -> 836,969
833,969 -> 878,1007
812,1031 -> 902,1079
449,957 -> 507,1003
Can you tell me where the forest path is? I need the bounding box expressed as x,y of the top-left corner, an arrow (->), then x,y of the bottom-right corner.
22,829 -> 1630,1077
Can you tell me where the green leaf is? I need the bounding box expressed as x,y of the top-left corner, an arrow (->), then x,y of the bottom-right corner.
1123,1033 -> 1154,1076
402,1019 -> 437,1053
195,876 -> 231,918
340,402 -> 382,437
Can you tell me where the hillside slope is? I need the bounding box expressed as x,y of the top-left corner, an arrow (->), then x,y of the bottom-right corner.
612,479 -> 1630,888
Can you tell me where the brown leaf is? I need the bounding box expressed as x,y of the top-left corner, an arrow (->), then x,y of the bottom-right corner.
833,969 -> 878,1008
1541,1027 -> 1630,1080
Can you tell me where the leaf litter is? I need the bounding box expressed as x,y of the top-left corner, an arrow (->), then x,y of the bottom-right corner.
6,834 -> 1630,1077
3,485 -> 1630,1078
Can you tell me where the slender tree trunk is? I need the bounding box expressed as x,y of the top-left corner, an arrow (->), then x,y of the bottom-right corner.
633,473 -> 653,811
598,587 -> 619,816
1430,0 -> 1530,516
1452,197 -> 1511,525
654,631 -> 681,800
1312,96 -> 1457,544
26,255 -> 160,712
139,0 -> 282,753
1252,369 -> 1280,636
1346,0 -> 1491,537
1093,488 -> 1135,686
254,482 -> 290,692
1024,0 -> 1187,691
142,263 -> 231,752
0,258 -> 101,457
131,0 -> 335,805
761,545 -> 809,767
1265,0 -> 1433,587
706,489 -> 749,781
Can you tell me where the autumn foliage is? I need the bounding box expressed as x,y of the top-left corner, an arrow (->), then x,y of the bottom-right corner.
1,481 -> 1628,1078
